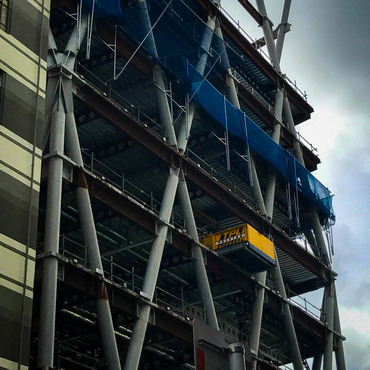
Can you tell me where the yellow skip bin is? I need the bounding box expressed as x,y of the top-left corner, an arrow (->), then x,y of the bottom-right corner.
203,223 -> 275,272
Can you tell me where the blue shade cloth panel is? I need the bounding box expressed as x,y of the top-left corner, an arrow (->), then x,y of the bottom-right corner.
187,63 -> 334,221
81,0 -> 335,221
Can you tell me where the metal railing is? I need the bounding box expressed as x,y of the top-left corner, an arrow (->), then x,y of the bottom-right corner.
230,68 -> 273,112
78,63 -> 166,139
296,131 -> 318,154
56,343 -> 105,369
186,148 -> 256,207
59,235 -> 242,339
77,64 -> 320,259
286,288 -> 322,320
219,5 -> 308,102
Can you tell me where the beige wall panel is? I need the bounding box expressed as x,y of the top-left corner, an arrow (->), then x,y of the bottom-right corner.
1,74 -> 45,146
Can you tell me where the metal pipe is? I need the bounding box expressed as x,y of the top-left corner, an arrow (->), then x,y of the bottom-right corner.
178,14 -> 216,153
125,9 -> 217,368
153,66 -> 177,147
124,167 -> 179,370
214,19 -> 266,217
228,343 -> 246,370
226,81 -> 266,215
177,172 -> 219,330
37,107 -> 65,368
312,354 -> 322,370
333,286 -> 346,370
323,283 -> 335,370
178,102 -> 196,154
218,35 -> 270,361
265,83 -> 303,370
63,50 -> 122,370
264,88 -> 284,219
302,227 -> 320,258
135,1 -> 177,147
196,15 -> 216,76
136,0 -> 158,57
271,258 -> 303,369
65,111 -> 84,166
249,57 -> 284,370
248,271 -> 266,368
249,156 -> 267,216
124,303 -> 152,370
65,112 -> 105,272
96,286 -> 122,370
213,19 -> 231,70
71,185 -> 122,367
310,204 -> 330,266
276,0 -> 292,63
141,167 -> 180,298
248,5 -> 303,362
283,96 -> 305,165
255,0 -> 281,72
64,13 -> 88,70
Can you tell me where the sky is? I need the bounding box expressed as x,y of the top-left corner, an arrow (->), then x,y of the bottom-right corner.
223,1 -> 370,368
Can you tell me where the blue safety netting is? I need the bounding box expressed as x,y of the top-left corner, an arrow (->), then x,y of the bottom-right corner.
187,63 -> 335,221
81,0 -> 335,221
82,0 -> 122,18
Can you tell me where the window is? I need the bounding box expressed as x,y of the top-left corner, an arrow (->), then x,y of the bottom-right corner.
0,0 -> 9,32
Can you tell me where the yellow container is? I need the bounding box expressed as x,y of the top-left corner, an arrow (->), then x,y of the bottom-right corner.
246,224 -> 275,262
203,223 -> 275,262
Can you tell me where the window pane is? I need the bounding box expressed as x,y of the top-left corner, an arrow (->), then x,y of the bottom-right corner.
0,0 -> 9,32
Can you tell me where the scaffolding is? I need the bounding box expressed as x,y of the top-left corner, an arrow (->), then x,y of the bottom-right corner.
31,0 -> 345,369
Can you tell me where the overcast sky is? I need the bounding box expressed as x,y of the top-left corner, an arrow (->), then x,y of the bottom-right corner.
223,1 -> 370,368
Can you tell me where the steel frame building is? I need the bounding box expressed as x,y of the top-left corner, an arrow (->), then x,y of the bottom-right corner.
0,0 -> 346,369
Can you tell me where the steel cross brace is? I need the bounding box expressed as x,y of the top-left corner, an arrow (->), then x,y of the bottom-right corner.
237,1 -> 305,368
255,1 -> 345,369
37,14 -> 121,369
123,6 -> 219,369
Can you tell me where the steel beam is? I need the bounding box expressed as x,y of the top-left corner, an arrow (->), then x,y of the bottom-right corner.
214,19 -> 266,217
256,0 -> 281,72
271,258 -> 303,370
177,171 -> 219,329
52,0 -> 313,126
124,8 -> 217,368
276,0 -> 292,63
38,20 -> 86,366
76,168 -> 330,342
75,84 -> 331,281
35,257 -> 283,370
197,0 -> 309,115
283,96 -> 306,166
333,286 -> 346,370
37,106 -> 65,368
236,0 -> 264,25
323,283 -> 335,369
65,112 -> 122,369
39,17 -> 121,369
253,3 -> 303,367
214,20 -> 270,368
54,0 -> 319,168
153,66 -> 177,146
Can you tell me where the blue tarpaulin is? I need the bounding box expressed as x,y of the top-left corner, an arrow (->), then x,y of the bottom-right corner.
187,63 -> 335,221
81,0 -> 334,221
83,0 -> 122,18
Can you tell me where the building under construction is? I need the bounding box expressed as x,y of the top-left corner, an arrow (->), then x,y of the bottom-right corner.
0,0 -> 346,369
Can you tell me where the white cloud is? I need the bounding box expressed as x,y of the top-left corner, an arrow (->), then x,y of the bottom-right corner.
341,307 -> 370,338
